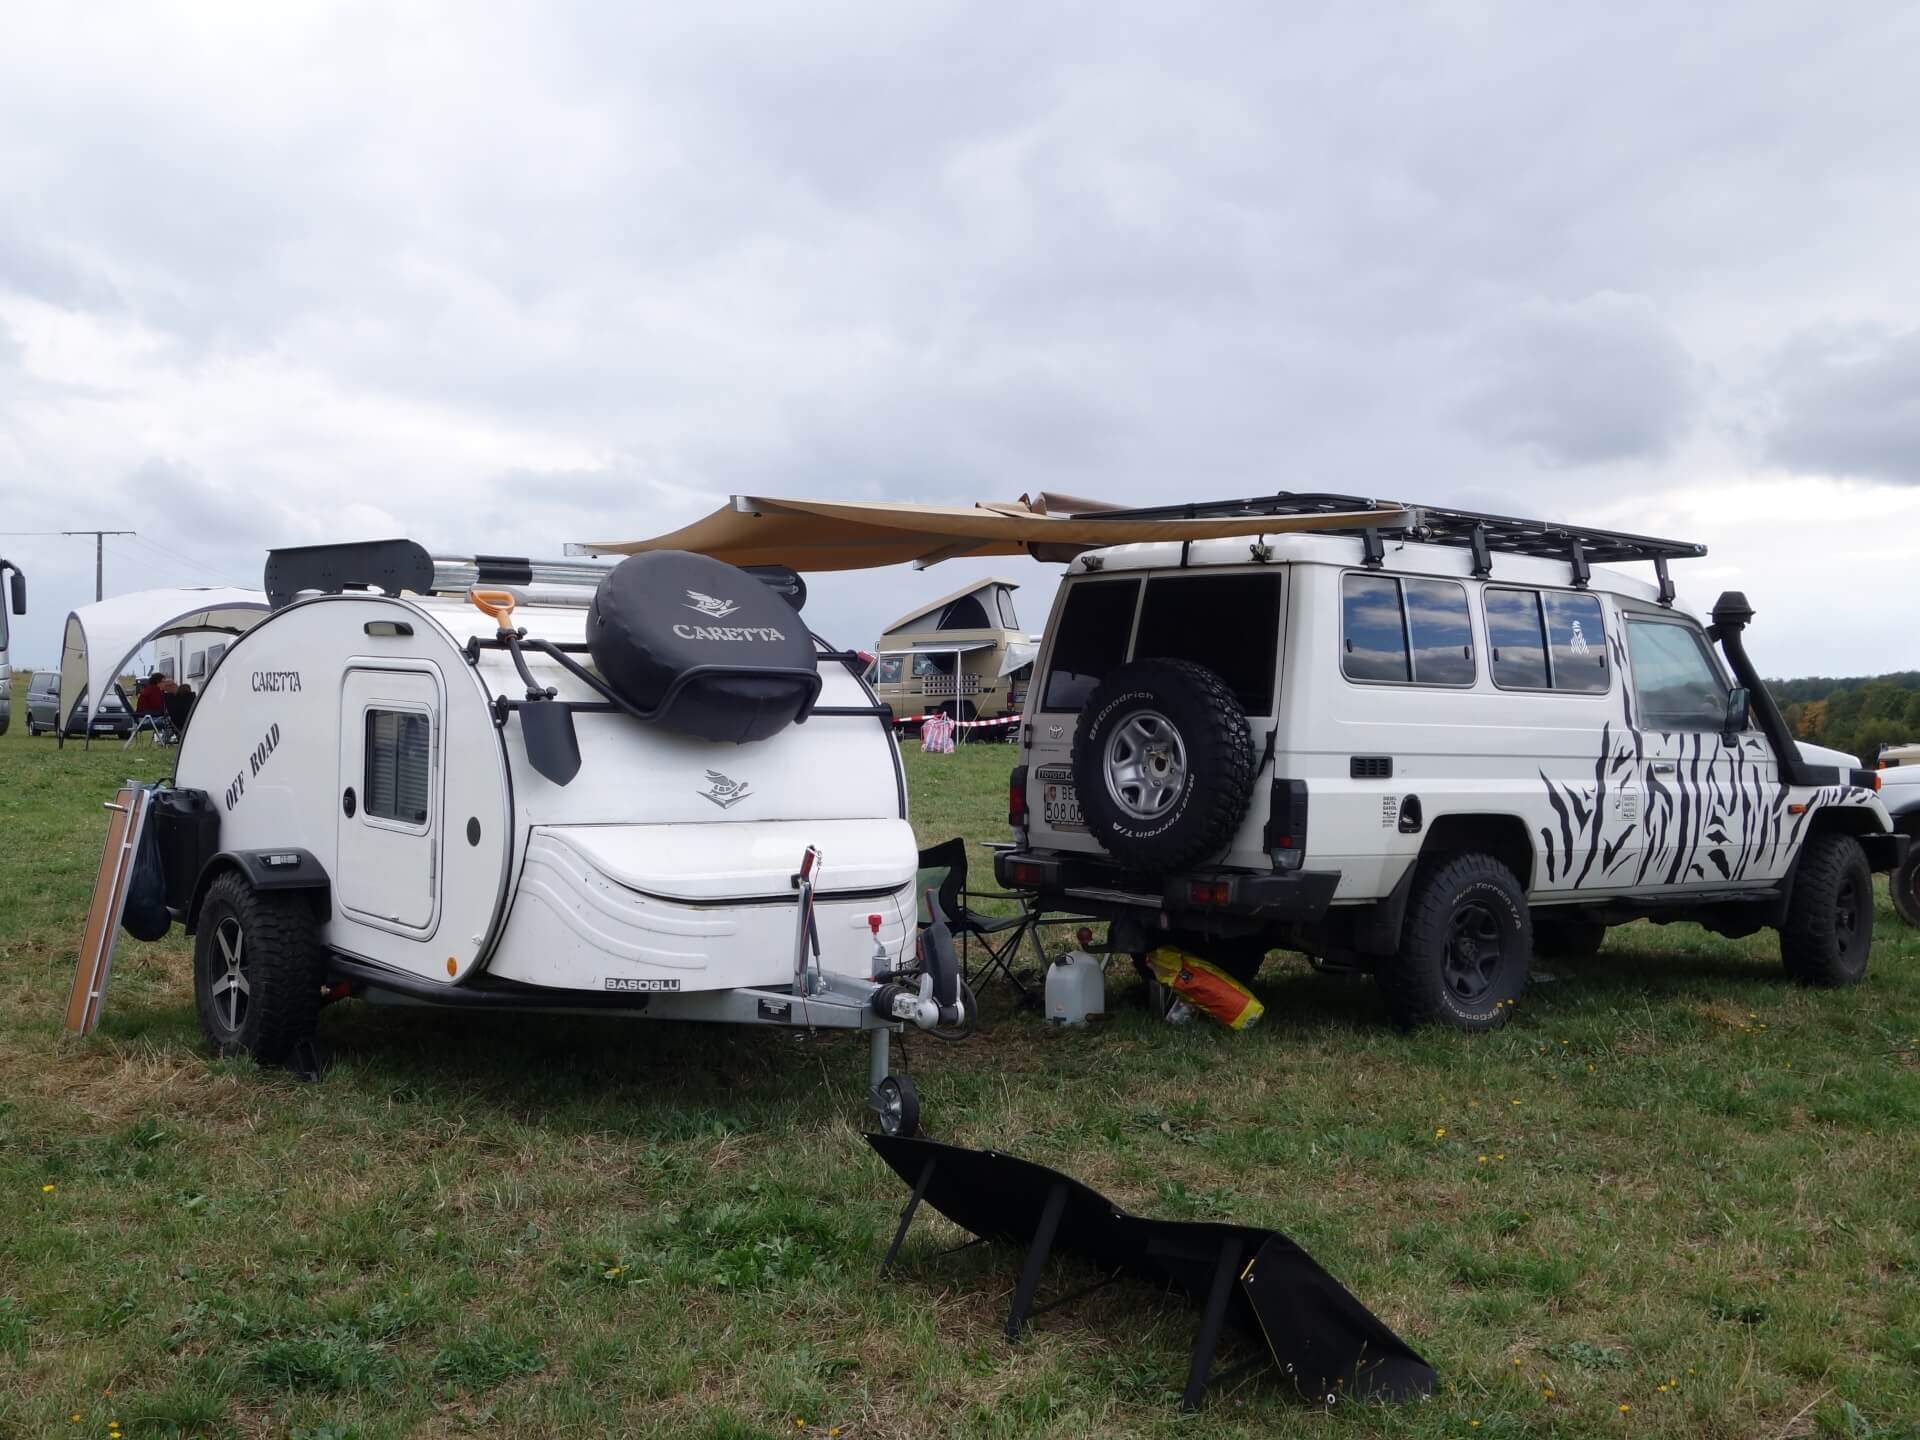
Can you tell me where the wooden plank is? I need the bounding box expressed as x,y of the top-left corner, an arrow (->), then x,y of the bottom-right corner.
65,786 -> 148,1036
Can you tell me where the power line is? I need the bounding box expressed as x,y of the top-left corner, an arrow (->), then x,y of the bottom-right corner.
115,532 -> 250,590
63,530 -> 136,602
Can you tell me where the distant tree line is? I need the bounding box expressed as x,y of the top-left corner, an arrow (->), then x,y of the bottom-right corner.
1769,671 -> 1920,767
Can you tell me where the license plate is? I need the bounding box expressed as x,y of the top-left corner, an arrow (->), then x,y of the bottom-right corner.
1037,766 -> 1084,829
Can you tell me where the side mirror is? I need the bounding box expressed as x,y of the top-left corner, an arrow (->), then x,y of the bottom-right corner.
1723,686 -> 1750,737
7,571 -> 23,616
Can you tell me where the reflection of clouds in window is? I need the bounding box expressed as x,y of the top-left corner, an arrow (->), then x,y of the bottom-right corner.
1543,593 -> 1608,693
1342,574 -> 1409,682
1404,579 -> 1474,685
1486,589 -> 1549,689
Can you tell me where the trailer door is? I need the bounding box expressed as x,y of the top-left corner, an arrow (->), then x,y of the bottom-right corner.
338,668 -> 442,934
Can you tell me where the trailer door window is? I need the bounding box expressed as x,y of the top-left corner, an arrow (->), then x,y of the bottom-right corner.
365,709 -> 432,826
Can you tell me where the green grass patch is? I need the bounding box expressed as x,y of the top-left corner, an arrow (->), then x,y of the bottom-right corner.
3,682 -> 1919,1435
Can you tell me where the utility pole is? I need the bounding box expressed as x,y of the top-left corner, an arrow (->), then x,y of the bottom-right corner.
63,530 -> 135,601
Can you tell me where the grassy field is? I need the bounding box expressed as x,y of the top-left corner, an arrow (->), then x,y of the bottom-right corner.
3,675 -> 1919,1438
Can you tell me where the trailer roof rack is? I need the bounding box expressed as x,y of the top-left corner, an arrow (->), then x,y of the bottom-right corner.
1072,492 -> 1704,596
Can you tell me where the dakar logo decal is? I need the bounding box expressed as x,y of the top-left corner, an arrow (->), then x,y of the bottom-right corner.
1569,620 -> 1591,657
699,770 -> 751,809
685,590 -> 740,620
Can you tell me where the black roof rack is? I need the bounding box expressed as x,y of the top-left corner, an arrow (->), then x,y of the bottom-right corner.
1072,492 -> 1702,600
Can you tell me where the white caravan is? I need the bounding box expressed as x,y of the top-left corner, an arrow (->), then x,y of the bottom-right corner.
998,495 -> 1906,1028
148,540 -> 961,1135
0,556 -> 23,735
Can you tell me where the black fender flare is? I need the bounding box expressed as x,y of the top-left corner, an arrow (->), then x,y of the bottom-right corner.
183,849 -> 331,933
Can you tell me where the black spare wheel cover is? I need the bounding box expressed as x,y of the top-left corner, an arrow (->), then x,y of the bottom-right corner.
1072,658 -> 1256,873
586,550 -> 819,744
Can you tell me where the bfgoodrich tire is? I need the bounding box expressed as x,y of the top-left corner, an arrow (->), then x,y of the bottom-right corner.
193,871 -> 326,1064
1381,854 -> 1532,1030
1891,840 -> 1920,929
1072,659 -> 1254,873
1780,833 -> 1873,986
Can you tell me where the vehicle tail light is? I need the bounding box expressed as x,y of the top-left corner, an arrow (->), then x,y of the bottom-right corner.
1007,860 -> 1046,889
1187,880 -> 1231,906
1008,765 -> 1029,827
1264,779 -> 1309,871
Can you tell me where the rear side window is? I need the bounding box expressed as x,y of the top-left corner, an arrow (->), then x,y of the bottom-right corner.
1487,587 -> 1610,692
365,709 -> 432,826
873,655 -> 903,685
1542,592 -> 1608,693
1342,575 -> 1475,687
1485,588 -> 1550,689
1625,620 -> 1727,731
1134,573 -> 1284,712
1040,580 -> 1140,711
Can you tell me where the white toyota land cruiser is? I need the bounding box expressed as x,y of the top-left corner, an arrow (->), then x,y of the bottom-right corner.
996,495 -> 1908,1029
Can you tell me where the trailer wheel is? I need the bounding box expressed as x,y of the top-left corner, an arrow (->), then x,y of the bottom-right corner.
872,1075 -> 920,1138
1380,853 -> 1531,1030
193,871 -> 326,1065
1780,833 -> 1872,986
1891,842 -> 1920,929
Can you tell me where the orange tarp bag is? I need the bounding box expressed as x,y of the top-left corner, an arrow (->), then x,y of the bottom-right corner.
1146,947 -> 1264,1031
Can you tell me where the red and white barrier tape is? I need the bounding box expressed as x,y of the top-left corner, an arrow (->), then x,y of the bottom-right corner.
894,712 -> 1022,732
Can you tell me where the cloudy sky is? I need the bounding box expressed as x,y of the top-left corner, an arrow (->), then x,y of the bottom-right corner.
4,1 -> 1918,677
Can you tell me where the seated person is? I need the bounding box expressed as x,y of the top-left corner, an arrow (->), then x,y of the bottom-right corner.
135,673 -> 169,718
165,680 -> 194,730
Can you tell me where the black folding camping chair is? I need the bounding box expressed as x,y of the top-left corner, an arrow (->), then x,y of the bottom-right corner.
916,838 -> 1048,1002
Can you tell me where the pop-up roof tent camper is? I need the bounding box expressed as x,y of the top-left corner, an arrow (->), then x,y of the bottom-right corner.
868,577 -> 1027,723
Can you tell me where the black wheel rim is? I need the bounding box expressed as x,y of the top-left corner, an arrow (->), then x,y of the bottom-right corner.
1442,901 -> 1505,1003
1835,875 -> 1863,950
208,916 -> 251,1034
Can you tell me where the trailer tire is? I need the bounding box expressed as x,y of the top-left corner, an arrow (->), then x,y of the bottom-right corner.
1891,843 -> 1920,929
1380,854 -> 1531,1031
1780,833 -> 1873,986
872,1074 -> 920,1138
193,871 -> 325,1065
1072,659 -> 1254,873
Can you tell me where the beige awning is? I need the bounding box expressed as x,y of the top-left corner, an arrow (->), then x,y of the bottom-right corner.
573,494 -> 1413,571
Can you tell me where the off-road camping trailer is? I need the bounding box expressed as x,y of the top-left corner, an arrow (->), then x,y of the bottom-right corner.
146,540 -> 961,1134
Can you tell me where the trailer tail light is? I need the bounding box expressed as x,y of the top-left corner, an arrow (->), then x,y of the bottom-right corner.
1187,880 -> 1231,906
1264,779 -> 1309,871
1008,765 -> 1029,828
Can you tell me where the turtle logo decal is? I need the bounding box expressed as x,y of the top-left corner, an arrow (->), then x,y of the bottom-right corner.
699,770 -> 752,809
685,590 -> 740,620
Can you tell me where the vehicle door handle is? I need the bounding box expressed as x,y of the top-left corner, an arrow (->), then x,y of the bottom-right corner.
1651,762 -> 1676,775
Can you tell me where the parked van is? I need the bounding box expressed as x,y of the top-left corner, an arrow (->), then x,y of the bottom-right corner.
999,495 -> 1906,1028
867,578 -> 1027,724
25,668 -> 134,738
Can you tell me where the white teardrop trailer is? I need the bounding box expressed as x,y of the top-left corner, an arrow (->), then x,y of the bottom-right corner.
148,540 -> 964,1136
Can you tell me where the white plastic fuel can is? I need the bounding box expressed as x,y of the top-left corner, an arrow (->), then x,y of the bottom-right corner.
1045,950 -> 1105,1026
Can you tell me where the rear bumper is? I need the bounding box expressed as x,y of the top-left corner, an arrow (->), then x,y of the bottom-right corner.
995,848 -> 1340,923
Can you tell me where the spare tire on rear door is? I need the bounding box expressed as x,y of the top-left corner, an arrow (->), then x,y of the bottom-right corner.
586,551 -> 820,744
1071,658 -> 1255,872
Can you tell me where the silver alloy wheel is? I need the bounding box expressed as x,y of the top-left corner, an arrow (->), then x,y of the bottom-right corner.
210,915 -> 251,1033
1103,710 -> 1189,821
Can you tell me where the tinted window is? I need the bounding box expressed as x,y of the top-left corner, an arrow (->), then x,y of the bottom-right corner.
1626,620 -> 1727,731
1135,572 -> 1285,712
1040,580 -> 1140,711
1485,588 -> 1550,689
365,709 -> 432,826
1341,574 -> 1409,683
1542,592 -> 1607,693
1404,579 -> 1475,686
189,650 -> 206,679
